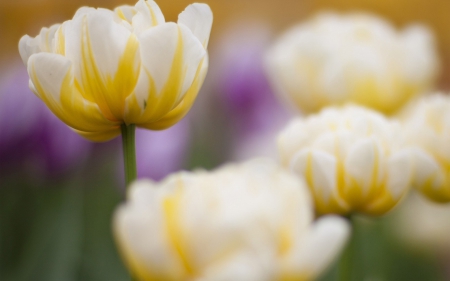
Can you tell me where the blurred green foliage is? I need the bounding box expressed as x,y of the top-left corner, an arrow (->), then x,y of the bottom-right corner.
319,215 -> 445,281
0,162 -> 129,281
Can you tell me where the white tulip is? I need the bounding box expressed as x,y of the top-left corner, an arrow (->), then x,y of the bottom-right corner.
401,93 -> 450,202
266,13 -> 439,115
19,0 -> 212,141
278,105 -> 413,215
114,158 -> 350,281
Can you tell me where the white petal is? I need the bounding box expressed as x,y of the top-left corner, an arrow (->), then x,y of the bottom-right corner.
73,7 -> 96,18
115,5 -> 137,23
127,179 -> 158,205
411,147 -> 445,191
287,216 -> 350,279
198,250 -> 276,281
38,24 -> 60,52
113,202 -> 184,279
28,53 -> 71,102
178,24 -> 207,100
134,23 -> 205,111
132,0 -> 165,34
291,149 -> 337,203
28,53 -> 117,133
178,3 -> 213,48
19,35 -> 41,65
344,137 -> 384,196
385,149 -> 414,199
64,8 -> 134,83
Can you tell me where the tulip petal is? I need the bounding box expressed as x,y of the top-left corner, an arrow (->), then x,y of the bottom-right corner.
114,183 -> 185,280
128,22 -> 205,125
19,35 -> 40,66
411,147 -> 449,201
291,149 -> 349,214
142,54 -> 208,130
63,8 -> 140,121
344,137 -> 384,200
27,52 -> 119,139
385,149 -> 413,199
132,0 -> 165,34
178,3 -> 213,48
115,5 -> 137,23
362,149 -> 414,215
282,216 -> 350,280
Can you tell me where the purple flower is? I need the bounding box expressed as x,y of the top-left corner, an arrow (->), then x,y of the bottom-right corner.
0,63 -> 91,179
212,24 -> 292,160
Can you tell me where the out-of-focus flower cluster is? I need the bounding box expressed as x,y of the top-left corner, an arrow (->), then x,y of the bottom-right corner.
266,13 -> 439,114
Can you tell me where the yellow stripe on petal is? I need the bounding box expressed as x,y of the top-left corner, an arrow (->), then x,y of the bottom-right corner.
77,14 -> 140,122
163,181 -> 193,278
140,26 -> 185,123
143,56 -> 207,130
28,53 -> 118,135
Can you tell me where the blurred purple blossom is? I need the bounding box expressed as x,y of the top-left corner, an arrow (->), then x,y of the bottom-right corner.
212,23 -> 292,160
0,63 -> 91,179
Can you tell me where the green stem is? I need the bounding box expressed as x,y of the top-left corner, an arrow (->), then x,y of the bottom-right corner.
121,124 -> 139,281
121,124 -> 137,188
338,214 -> 357,281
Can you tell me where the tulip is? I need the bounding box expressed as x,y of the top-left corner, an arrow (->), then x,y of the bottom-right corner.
113,158 -> 350,281
278,105 -> 413,216
401,94 -> 450,202
18,0 -> 212,141
265,13 -> 439,115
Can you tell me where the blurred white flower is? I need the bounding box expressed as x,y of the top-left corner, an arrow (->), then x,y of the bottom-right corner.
278,105 -> 413,216
401,93 -> 450,202
266,12 -> 439,114
392,191 -> 450,254
19,0 -> 212,141
114,158 -> 350,281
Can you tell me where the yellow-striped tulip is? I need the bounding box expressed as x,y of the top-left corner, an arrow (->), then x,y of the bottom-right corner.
114,158 -> 350,281
401,94 -> 450,202
266,13 -> 439,115
19,0 -> 212,141
278,105 -> 413,216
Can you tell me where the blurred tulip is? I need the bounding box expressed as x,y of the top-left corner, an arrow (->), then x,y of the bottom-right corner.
401,94 -> 450,202
0,63 -> 90,178
113,158 -> 350,281
278,105 -> 413,216
266,12 -> 439,115
392,191 -> 450,254
212,23 -> 291,160
18,0 -> 212,142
